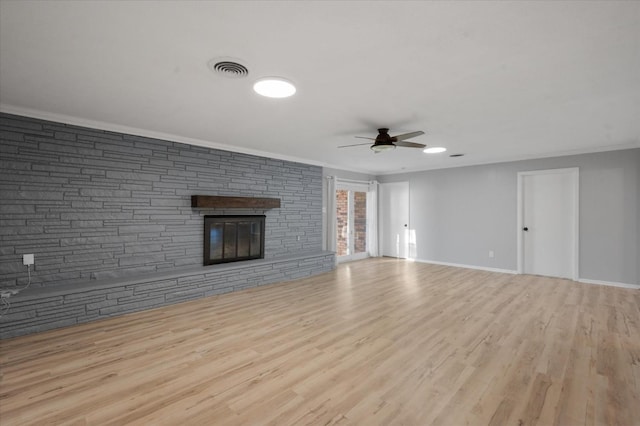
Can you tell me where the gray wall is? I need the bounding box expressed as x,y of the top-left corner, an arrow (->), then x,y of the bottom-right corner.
378,149 -> 640,285
0,113 -> 324,289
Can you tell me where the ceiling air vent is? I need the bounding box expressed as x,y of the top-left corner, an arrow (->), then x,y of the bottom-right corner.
208,58 -> 249,78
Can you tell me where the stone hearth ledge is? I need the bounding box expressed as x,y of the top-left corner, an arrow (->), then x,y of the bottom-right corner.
10,250 -> 335,302
0,251 -> 336,338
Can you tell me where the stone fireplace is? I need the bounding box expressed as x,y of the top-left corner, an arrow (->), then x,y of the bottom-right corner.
203,215 -> 265,265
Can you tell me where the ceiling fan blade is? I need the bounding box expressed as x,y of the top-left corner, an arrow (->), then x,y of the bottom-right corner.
392,131 -> 425,141
355,136 -> 376,140
395,141 -> 426,149
338,142 -> 374,148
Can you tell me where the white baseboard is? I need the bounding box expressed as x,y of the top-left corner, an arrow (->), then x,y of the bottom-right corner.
411,258 -> 518,275
578,278 -> 639,290
407,258 -> 639,290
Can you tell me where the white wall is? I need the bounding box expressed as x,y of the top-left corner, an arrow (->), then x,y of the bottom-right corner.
378,149 -> 640,286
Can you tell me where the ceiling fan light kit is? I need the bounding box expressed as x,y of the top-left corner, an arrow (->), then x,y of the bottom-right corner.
371,143 -> 396,153
340,128 -> 427,153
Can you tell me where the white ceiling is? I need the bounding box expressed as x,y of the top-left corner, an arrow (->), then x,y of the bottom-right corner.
1,1 -> 639,175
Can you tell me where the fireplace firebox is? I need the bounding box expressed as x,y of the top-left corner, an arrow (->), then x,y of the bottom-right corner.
203,215 -> 265,265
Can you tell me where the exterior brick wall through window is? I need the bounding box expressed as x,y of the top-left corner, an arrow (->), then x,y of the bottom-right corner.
335,189 -> 367,257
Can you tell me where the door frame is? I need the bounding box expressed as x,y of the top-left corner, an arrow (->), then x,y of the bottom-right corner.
516,167 -> 579,280
336,182 -> 370,263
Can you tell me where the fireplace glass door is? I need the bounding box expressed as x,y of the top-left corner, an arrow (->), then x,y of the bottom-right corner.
204,215 -> 265,265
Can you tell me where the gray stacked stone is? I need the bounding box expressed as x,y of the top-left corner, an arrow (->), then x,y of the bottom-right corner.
0,113 -> 335,337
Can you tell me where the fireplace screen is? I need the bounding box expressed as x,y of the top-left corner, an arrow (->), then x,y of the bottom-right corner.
203,215 -> 265,265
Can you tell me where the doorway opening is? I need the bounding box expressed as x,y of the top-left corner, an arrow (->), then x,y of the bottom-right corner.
336,183 -> 370,262
379,181 -> 410,259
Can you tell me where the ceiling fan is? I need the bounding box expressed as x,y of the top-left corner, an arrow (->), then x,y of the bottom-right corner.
339,128 -> 426,153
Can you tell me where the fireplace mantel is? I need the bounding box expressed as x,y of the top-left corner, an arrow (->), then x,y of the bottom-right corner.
191,195 -> 281,209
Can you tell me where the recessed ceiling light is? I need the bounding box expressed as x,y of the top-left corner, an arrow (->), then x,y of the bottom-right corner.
423,147 -> 447,154
253,77 -> 296,98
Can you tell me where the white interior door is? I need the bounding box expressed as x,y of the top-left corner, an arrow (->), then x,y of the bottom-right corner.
380,182 -> 409,258
518,168 -> 579,279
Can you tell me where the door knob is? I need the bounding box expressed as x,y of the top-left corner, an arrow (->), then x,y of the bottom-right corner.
523,227 -> 529,231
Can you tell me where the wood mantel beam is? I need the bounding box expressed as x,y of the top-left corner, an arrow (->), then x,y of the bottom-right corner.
191,195 -> 281,209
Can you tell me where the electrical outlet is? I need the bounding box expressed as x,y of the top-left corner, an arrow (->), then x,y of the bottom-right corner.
23,254 -> 34,266
489,250 -> 495,258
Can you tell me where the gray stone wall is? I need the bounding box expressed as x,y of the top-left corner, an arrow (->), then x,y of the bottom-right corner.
0,113 -> 324,289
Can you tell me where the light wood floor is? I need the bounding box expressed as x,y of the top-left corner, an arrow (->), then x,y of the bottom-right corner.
1,258 -> 639,425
